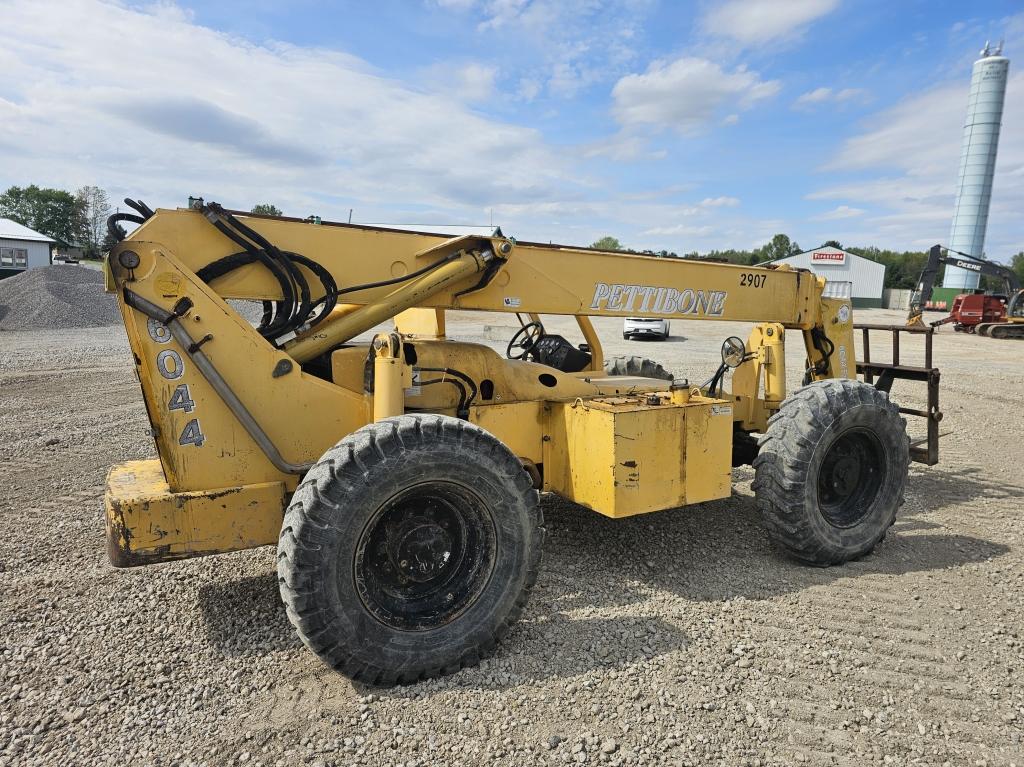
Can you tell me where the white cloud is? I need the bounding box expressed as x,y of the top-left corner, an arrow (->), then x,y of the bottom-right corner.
795,86 -> 831,105
476,0 -> 533,29
459,63 -> 500,100
813,205 -> 865,220
421,61 -> 498,102
824,85 -> 966,175
700,196 -> 740,208
619,184 -> 697,201
489,196 -> 760,251
812,68 -> 1024,256
516,77 -> 542,101
432,0 -> 479,9
701,0 -> 840,46
0,0 -> 578,219
641,223 -> 714,237
581,135 -> 667,162
611,57 -> 780,135
460,0 -> 648,98
793,86 -> 868,109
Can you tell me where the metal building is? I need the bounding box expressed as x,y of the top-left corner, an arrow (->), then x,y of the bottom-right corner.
770,246 -> 885,308
944,42 -> 1010,291
0,218 -> 55,279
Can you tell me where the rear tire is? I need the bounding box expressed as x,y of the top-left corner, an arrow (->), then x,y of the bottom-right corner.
603,355 -> 674,380
277,414 -> 543,685
752,379 -> 908,565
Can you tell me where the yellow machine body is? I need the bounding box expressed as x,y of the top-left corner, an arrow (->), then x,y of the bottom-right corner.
544,393 -> 733,518
105,460 -> 285,566
103,207 -> 857,566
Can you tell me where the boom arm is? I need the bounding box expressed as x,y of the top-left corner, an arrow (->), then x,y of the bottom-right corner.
117,205 -> 851,372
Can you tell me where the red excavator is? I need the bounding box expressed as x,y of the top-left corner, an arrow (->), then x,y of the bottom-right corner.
908,245 -> 1024,339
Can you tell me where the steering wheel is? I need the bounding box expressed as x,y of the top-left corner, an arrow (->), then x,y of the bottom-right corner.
507,321 -> 545,360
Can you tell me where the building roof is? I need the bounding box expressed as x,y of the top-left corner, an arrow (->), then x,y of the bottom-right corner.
771,244 -> 885,271
0,218 -> 56,243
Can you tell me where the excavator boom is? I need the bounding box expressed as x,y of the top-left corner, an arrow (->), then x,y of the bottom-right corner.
908,243 -> 1023,335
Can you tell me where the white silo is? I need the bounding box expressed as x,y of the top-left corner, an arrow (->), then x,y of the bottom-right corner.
943,42 -> 1010,291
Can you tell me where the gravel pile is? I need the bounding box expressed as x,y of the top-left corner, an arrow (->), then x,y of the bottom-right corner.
0,265 -> 119,331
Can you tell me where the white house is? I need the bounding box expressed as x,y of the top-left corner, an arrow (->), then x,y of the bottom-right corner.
0,218 -> 55,279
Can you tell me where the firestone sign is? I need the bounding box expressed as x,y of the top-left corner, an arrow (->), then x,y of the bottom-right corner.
810,248 -> 847,265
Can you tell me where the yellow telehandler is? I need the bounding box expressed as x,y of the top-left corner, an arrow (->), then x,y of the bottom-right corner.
103,200 -> 941,684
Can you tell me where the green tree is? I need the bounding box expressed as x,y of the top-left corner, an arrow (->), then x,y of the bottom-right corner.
823,239 -> 843,249
1012,252 -> 1024,285
753,233 -> 801,263
0,185 -> 87,245
591,236 -> 622,251
75,185 -> 111,259
251,203 -> 282,216
848,246 -> 929,289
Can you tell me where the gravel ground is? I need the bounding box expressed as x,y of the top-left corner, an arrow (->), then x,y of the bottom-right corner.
1,309 -> 1022,766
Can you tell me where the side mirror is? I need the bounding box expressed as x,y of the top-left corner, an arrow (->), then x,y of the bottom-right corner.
721,336 -> 746,368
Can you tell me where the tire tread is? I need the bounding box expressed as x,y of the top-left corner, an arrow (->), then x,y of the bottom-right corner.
277,414 -> 542,686
752,379 -> 909,566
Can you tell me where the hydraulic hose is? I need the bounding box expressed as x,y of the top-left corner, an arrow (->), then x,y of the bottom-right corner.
419,366 -> 478,407
195,202 -> 460,346
106,212 -> 144,241
309,253 -> 461,311
417,377 -> 469,418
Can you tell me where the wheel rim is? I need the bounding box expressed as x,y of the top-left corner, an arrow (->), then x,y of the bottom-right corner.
353,481 -> 496,631
816,428 -> 886,528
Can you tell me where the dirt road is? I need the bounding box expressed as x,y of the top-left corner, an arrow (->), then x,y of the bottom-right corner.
1,310 -> 1022,766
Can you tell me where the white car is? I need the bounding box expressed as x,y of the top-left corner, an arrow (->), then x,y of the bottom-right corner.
623,317 -> 670,340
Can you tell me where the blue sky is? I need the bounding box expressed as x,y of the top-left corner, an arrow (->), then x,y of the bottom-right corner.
1,0 -> 1021,259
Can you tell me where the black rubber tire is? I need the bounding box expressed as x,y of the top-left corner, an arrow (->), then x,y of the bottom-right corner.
751,379 -> 909,566
603,355 -> 674,380
277,414 -> 543,685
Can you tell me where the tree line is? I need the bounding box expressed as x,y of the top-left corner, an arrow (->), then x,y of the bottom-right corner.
591,234 -> 1024,291
0,185 -> 113,258
0,184 -> 284,259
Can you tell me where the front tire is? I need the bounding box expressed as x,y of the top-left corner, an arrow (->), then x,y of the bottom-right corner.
277,414 -> 542,685
752,379 -> 908,565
